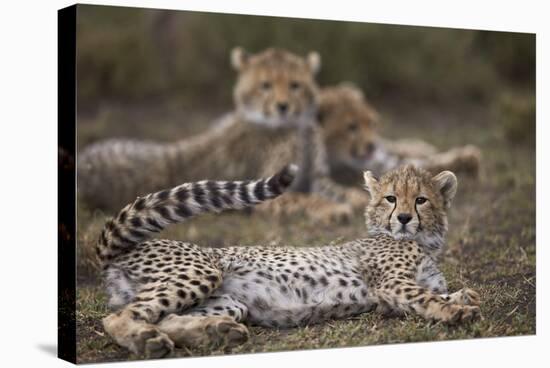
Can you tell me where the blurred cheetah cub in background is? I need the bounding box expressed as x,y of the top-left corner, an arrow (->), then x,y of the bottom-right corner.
78,47 -> 364,223
99,164 -> 480,358
318,83 -> 482,180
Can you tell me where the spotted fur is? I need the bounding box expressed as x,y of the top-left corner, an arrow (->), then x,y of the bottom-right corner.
100,164 -> 480,358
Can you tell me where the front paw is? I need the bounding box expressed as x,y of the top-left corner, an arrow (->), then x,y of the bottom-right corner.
443,304 -> 481,324
143,329 -> 175,359
449,288 -> 481,306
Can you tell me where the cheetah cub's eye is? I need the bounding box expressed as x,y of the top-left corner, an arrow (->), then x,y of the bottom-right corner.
385,195 -> 396,203
290,81 -> 301,90
348,121 -> 359,132
261,81 -> 272,90
415,197 -> 427,205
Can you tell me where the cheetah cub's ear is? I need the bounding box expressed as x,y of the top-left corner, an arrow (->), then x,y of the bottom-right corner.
307,51 -> 321,75
432,171 -> 458,209
231,47 -> 249,71
363,171 -> 379,197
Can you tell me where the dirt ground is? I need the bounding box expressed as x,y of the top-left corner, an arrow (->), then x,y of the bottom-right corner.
74,100 -> 535,363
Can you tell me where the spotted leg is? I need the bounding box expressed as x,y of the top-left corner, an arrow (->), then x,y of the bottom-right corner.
156,294 -> 249,349
374,277 -> 481,324
415,259 -> 480,307
188,294 -> 249,321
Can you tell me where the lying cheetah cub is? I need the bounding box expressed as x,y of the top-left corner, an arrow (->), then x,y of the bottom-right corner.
99,164 -> 480,358
318,83 -> 482,179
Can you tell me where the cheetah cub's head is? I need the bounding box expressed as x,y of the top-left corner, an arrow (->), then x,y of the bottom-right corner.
363,164 -> 457,254
231,47 -> 320,128
317,83 -> 380,170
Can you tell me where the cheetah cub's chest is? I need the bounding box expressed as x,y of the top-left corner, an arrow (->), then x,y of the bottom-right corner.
359,237 -> 448,300
211,246 -> 375,328
361,240 -> 422,288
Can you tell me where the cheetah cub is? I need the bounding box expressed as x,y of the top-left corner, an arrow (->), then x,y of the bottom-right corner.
98,164 -> 480,358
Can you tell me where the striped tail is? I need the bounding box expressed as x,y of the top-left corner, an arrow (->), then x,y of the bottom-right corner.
96,164 -> 298,266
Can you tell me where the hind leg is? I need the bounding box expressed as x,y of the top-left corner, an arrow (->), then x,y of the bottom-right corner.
103,279 -> 221,357
102,252 -> 223,357
188,294 -> 248,321
156,294 -> 249,348
257,192 -> 353,225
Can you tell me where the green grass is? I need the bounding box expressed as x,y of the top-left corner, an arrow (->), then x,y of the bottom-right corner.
75,98 -> 535,363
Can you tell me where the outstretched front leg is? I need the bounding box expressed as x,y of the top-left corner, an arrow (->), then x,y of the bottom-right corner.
374,276 -> 481,324
416,258 -> 480,307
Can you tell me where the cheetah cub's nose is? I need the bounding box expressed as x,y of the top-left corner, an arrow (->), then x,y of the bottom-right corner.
365,142 -> 376,156
277,102 -> 289,114
397,213 -> 413,224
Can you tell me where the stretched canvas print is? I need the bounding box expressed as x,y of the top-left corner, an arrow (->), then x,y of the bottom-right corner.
58,3 -> 536,364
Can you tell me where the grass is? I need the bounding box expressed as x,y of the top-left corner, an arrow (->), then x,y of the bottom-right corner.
75,97 -> 535,364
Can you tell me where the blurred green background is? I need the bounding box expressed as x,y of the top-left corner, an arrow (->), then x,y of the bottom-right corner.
77,5 -> 535,112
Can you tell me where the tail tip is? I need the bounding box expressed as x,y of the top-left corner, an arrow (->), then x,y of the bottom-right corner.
287,163 -> 299,176
277,164 -> 299,188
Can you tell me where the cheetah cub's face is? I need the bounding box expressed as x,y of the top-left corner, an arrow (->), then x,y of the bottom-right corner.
363,165 -> 457,251
231,47 -> 320,128
318,83 -> 380,170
